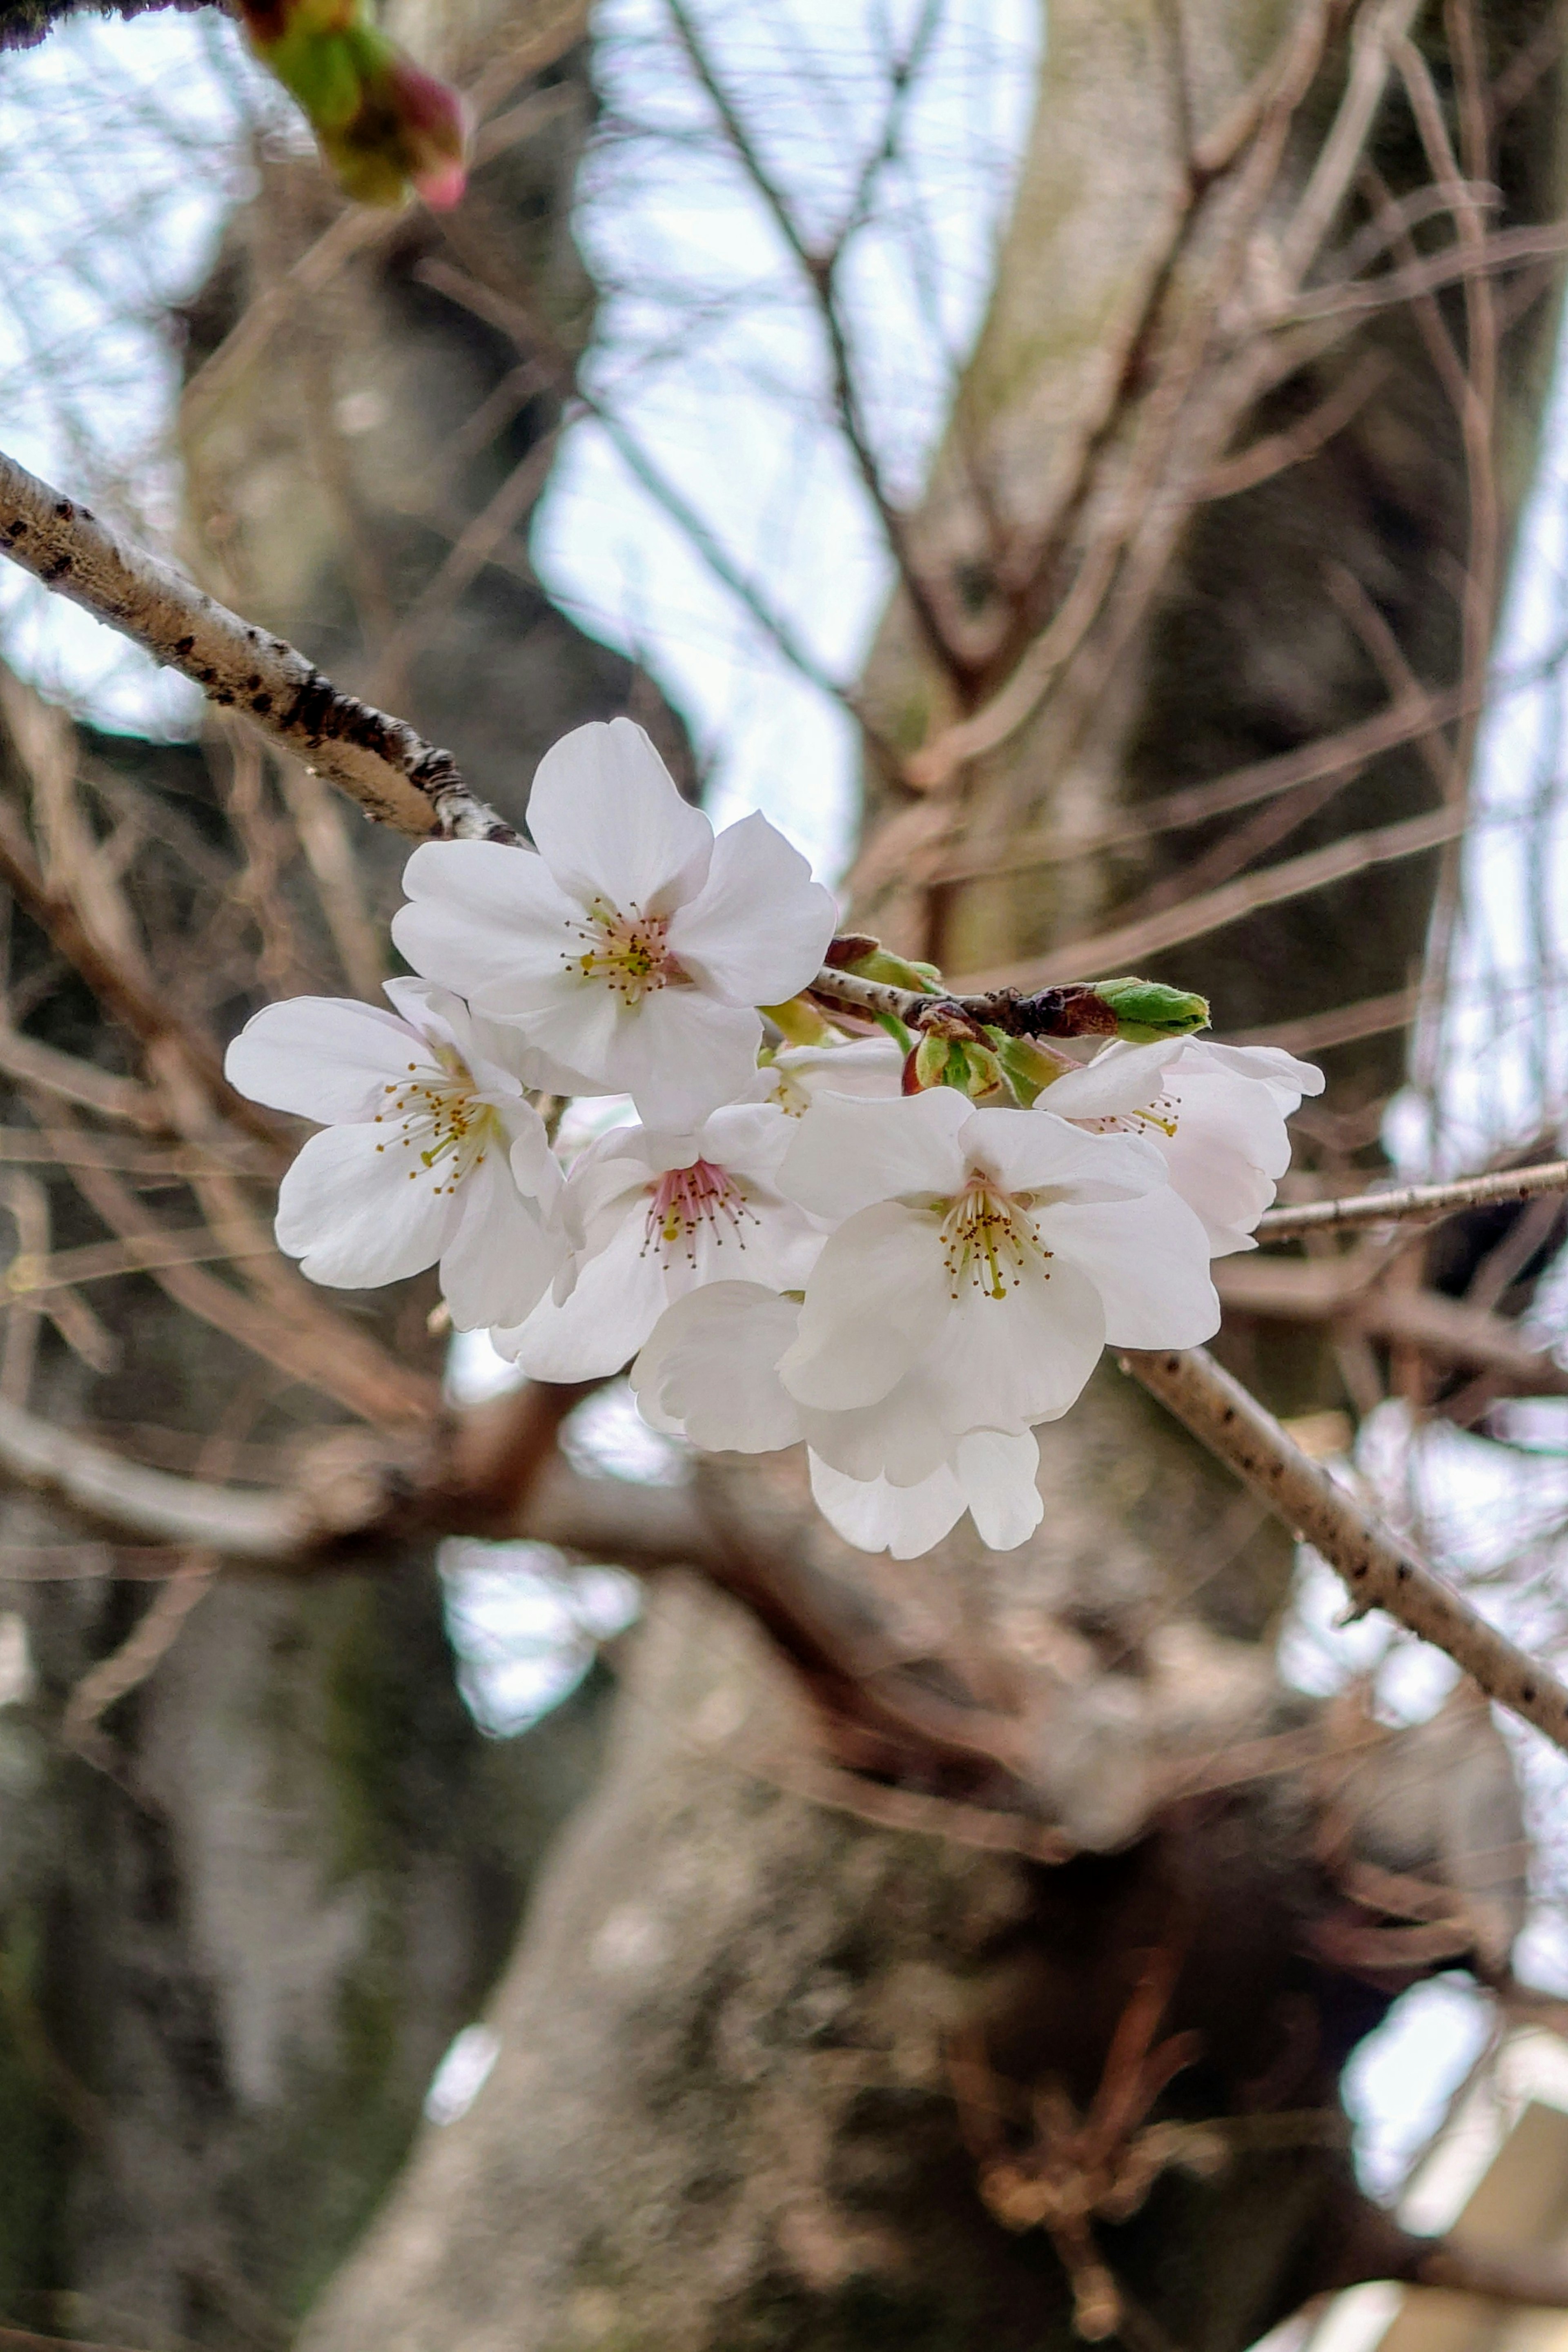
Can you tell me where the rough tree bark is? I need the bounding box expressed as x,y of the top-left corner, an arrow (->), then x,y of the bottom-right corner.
0,6 -> 680,2331
293,4 -> 1568,2348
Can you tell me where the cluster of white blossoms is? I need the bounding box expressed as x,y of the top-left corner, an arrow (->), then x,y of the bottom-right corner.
226,719 -> 1324,1561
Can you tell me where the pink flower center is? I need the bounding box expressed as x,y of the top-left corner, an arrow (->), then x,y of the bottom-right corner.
567,898 -> 682,1005
373,1047 -> 497,1197
643,1159 -> 757,1267
938,1174 -> 1052,1302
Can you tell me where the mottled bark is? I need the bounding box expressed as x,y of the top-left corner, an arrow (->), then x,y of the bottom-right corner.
299,4 -> 1568,2348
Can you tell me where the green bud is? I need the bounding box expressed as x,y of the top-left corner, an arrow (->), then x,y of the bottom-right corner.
912,1032 -> 952,1090
989,1031 -> 1074,1107
760,996 -> 831,1047
1092,977 -> 1210,1042
844,945 -> 943,995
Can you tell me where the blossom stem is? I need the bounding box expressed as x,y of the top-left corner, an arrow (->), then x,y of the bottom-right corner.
807,966 -> 1125,1041
1124,1344 -> 1568,1756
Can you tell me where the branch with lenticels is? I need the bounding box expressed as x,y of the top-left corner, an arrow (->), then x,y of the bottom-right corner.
7,445 -> 1568,1762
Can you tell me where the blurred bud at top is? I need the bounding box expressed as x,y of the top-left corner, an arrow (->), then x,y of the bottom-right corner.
236,0 -> 468,209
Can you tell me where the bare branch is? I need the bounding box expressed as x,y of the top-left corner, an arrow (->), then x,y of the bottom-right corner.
1259,1160 -> 1568,1235
0,447 -> 512,844
952,802 -> 1464,993
1404,2241 -> 1568,2309
0,1391 -> 303,1557
1124,1345 -> 1568,1754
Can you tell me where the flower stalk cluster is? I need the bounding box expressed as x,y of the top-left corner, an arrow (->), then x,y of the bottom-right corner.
226,719 -> 1323,1561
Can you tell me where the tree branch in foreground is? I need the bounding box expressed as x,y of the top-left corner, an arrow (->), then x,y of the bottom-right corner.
1125,1346 -> 1568,1754
0,448 -> 512,843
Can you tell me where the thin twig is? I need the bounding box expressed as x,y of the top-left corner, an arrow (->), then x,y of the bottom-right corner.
1124,1345 -> 1568,1753
952,802 -> 1465,993
1259,1160 -> 1568,1235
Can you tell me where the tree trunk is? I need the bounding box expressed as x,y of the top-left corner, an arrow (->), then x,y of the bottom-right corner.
0,13 -> 669,2328
298,4 -> 1568,2348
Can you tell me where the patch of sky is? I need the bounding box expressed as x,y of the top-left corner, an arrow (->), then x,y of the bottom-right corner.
530,0 -> 1040,878
0,9 -> 290,729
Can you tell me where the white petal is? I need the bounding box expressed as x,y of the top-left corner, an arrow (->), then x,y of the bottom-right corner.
777,1089 -> 970,1221
797,1376 -> 951,1486
955,1429 -> 1043,1551
808,1452 -> 967,1559
439,1150 -> 564,1331
1180,1038 -> 1324,1102
780,1200 -> 951,1410
503,1215 -> 672,1378
1041,1188 -> 1220,1348
1158,1069 -> 1294,1254
382,976 -> 533,1095
474,964 -> 629,1086
960,1105 -> 1163,1204
1032,1039 -> 1181,1121
765,1036 -> 903,1116
225,996 -> 432,1123
934,1252 -> 1105,1428
500,1101 -> 566,1211
615,991 -> 764,1130
525,719 -> 713,915
665,811 -> 836,1005
393,841 -> 583,996
274,1123 -> 458,1287
632,1283 -> 804,1452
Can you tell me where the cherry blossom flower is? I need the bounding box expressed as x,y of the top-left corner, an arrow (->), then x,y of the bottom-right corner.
772,1089 -> 1220,1430
496,1103 -> 824,1380
1037,1037 -> 1323,1255
632,1279 -> 1045,1557
224,978 -> 563,1327
392,719 -> 837,1130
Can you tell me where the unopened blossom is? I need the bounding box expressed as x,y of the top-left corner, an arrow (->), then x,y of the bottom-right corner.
393,720 -> 837,1131
224,978 -> 562,1327
1038,1036 -> 1323,1256
497,1103 -> 824,1380
773,1089 -> 1220,1432
633,1280 -> 1045,1557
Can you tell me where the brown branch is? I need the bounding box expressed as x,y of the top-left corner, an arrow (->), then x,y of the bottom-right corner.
1403,2241 -> 1568,2308
1258,1160 -> 1568,1235
1123,1345 -> 1568,1754
0,1391 -> 303,1557
0,447 -> 511,844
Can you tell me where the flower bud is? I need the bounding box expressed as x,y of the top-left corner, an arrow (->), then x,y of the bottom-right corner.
237,0 -> 468,208
989,1031 -> 1075,1107
907,1032 -> 952,1092
761,996 -> 832,1047
1092,977 -> 1210,1042
826,934 -> 942,995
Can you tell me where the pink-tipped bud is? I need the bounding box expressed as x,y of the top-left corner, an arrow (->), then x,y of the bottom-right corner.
384,52 -> 469,207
